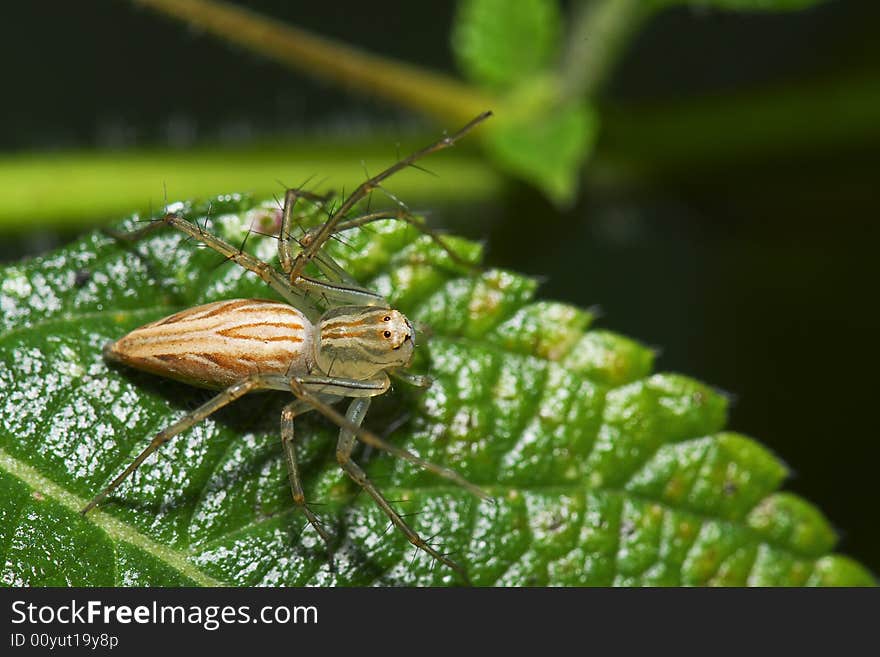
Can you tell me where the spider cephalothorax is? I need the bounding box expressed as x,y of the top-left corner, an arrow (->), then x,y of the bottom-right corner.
316,306 -> 415,379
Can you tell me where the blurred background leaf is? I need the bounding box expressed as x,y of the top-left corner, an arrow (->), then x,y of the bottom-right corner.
486,100 -> 597,205
452,0 -> 563,89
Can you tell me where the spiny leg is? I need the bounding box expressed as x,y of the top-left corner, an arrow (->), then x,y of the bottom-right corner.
389,368 -> 432,389
288,111 -> 492,282
291,274 -> 388,308
274,186 -> 398,288
281,399 -> 335,560
287,216 -> 386,307
289,377 -> 488,501
287,203 -> 481,309
335,398 -> 469,583
290,211 -> 478,309
109,210 -> 322,318
279,202 -> 426,306
103,218 -> 166,244
266,188 -> 391,308
278,187 -> 333,276
167,212 -> 324,315
81,374 -> 274,515
309,208 -> 481,274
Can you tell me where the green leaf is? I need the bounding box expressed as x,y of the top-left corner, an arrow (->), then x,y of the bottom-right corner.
649,0 -> 826,11
0,195 -> 873,586
486,99 -> 598,206
452,0 -> 563,89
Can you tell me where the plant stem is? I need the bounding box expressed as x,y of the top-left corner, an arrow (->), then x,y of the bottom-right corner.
0,139 -> 503,231
592,72 -> 880,186
560,0 -> 650,101
132,0 -> 496,125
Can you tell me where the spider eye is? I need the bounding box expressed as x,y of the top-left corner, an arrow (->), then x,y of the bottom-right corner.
383,316 -> 391,322
383,330 -> 392,338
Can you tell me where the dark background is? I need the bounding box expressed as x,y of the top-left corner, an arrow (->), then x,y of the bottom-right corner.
2,1 -> 878,574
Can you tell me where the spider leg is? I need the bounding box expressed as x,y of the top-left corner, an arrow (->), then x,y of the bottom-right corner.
287,111 -> 492,282
289,376 -> 488,500
278,187 -> 332,275
389,368 -> 433,389
81,374 -> 276,516
103,220 -> 165,243
109,211 -> 322,318
290,206 -> 480,309
292,275 -> 388,308
324,208 -> 481,273
294,239 -> 388,307
335,398 -> 470,583
281,398 -> 336,561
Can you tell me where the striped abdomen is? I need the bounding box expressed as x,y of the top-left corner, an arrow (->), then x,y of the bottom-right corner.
104,299 -> 314,389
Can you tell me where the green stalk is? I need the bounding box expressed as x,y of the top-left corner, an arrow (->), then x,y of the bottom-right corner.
0,139 -> 503,231
560,0 -> 650,101
132,0 -> 496,125
593,72 -> 880,185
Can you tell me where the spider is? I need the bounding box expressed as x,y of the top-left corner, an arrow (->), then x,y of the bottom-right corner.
80,112 -> 493,582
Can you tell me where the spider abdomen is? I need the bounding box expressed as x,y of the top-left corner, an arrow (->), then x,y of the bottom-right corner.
104,298 -> 314,390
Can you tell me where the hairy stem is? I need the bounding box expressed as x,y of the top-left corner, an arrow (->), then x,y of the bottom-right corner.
132,0 -> 496,125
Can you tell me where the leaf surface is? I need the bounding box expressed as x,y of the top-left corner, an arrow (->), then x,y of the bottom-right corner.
0,195 -> 873,586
